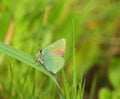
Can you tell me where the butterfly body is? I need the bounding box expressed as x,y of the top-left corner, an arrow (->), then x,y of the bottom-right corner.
36,38 -> 66,74
35,50 -> 44,64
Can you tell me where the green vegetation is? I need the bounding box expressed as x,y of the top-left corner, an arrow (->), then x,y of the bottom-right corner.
0,0 -> 120,99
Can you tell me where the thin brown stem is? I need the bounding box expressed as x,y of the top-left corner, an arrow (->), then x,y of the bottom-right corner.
4,20 -> 15,45
42,6 -> 51,26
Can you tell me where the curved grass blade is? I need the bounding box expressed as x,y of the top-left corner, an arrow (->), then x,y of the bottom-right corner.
0,42 -> 63,96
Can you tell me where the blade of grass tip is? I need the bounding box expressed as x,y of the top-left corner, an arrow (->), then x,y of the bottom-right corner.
61,70 -> 70,99
72,19 -> 76,99
77,79 -> 85,99
78,74 -> 84,99
89,75 -> 97,99
8,59 -> 23,99
0,42 -> 63,96
80,78 -> 86,99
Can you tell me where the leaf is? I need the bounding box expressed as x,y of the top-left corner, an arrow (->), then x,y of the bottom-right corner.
0,42 -> 63,95
98,88 -> 112,99
108,58 -> 120,90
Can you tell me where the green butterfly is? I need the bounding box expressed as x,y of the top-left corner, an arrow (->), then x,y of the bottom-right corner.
36,38 -> 66,74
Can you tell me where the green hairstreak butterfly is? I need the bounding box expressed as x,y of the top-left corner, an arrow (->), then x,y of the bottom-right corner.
36,38 -> 66,74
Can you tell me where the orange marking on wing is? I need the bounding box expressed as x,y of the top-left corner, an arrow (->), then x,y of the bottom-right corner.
51,48 -> 65,56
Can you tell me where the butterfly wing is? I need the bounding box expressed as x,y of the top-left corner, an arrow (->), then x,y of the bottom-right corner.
42,38 -> 66,56
43,52 -> 64,74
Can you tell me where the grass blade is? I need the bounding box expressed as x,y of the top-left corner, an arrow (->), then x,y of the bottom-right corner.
72,19 -> 76,99
61,70 -> 70,99
0,42 -> 63,97
89,75 -> 97,99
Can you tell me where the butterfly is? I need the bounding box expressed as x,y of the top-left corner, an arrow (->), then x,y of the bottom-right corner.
36,38 -> 66,74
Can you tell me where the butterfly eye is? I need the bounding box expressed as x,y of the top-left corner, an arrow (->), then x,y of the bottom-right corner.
39,50 -> 42,53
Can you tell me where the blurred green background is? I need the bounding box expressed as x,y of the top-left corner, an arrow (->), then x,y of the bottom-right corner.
0,0 -> 120,99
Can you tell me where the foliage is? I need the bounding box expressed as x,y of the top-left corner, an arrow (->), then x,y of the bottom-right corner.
0,0 -> 120,98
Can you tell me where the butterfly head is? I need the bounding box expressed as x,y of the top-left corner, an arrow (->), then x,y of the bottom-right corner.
36,50 -> 44,64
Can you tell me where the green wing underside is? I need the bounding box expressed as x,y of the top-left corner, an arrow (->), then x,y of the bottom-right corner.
43,53 -> 64,74
42,39 -> 65,54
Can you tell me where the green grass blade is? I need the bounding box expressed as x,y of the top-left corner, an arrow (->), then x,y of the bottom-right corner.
79,77 -> 86,99
89,75 -> 97,99
22,68 -> 30,97
61,70 -> 70,99
9,60 -> 23,98
0,42 -> 63,96
72,19 -> 76,99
